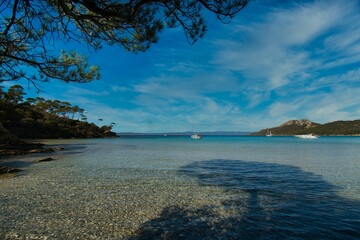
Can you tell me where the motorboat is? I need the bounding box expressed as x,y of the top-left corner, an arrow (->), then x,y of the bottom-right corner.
294,133 -> 319,139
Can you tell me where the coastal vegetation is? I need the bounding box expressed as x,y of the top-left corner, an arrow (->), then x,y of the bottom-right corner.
253,119 -> 360,136
0,85 -> 115,144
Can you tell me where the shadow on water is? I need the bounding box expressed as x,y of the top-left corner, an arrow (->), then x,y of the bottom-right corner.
55,143 -> 94,155
0,160 -> 33,168
130,159 -> 360,240
0,143 -> 89,169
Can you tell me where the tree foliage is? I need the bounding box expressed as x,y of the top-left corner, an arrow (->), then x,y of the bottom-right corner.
0,85 -> 115,138
3,84 -> 25,104
0,0 -> 249,87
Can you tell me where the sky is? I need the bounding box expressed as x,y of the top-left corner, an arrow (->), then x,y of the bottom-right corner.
6,0 -> 360,133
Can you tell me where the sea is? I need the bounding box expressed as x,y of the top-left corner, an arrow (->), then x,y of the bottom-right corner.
1,136 -> 360,239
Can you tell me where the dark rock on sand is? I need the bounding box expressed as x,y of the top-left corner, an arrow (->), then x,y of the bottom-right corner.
0,143 -> 55,156
38,157 -> 54,162
1,123 -> 58,156
0,166 -> 22,174
27,148 -> 54,154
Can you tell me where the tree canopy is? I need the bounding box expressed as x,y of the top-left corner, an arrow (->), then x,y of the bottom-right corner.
0,0 -> 249,88
0,85 -> 116,139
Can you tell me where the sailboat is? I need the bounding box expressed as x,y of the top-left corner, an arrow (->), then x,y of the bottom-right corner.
190,124 -> 202,139
266,129 -> 273,137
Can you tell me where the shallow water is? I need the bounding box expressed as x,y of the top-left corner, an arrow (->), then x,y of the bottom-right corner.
1,136 -> 360,239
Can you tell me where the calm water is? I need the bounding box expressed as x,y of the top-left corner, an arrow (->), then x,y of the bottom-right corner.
1,136 -> 360,239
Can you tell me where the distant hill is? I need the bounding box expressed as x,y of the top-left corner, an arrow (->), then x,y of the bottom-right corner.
253,119 -> 360,136
117,131 -> 250,137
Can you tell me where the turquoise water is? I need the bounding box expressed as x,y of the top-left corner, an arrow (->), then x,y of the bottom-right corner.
1,136 -> 360,239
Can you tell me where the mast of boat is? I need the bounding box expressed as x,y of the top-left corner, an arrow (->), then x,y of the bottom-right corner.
191,123 -> 202,139
266,129 -> 272,137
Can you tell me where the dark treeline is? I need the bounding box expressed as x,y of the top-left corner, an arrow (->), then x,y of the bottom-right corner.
0,85 -> 116,140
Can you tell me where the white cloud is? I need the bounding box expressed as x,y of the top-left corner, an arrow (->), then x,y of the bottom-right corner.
213,0 -> 354,92
304,86 -> 360,122
312,69 -> 360,89
133,70 -> 241,102
266,85 -> 360,125
269,102 -> 300,118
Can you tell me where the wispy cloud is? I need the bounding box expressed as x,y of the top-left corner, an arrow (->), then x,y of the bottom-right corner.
267,85 -> 360,123
111,85 -> 133,93
127,74 -> 246,131
65,86 -> 110,96
202,0 -> 360,129
213,0 -> 355,91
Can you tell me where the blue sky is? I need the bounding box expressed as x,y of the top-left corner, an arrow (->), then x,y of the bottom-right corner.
7,0 -> 360,133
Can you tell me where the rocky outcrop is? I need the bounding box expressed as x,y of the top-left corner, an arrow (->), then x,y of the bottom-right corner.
279,119 -> 320,128
0,166 -> 22,174
252,119 -> 321,136
103,130 -> 117,138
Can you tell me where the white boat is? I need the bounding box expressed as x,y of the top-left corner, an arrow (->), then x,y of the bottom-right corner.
191,133 -> 202,139
266,129 -> 273,137
294,134 -> 319,139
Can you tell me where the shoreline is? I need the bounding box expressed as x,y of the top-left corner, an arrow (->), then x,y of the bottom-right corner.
0,140 -> 66,175
0,141 -> 58,157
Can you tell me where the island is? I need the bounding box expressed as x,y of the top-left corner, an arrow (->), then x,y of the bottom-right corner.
252,119 -> 360,136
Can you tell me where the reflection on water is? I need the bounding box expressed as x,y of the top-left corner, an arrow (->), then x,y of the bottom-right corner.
1,137 -> 360,239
